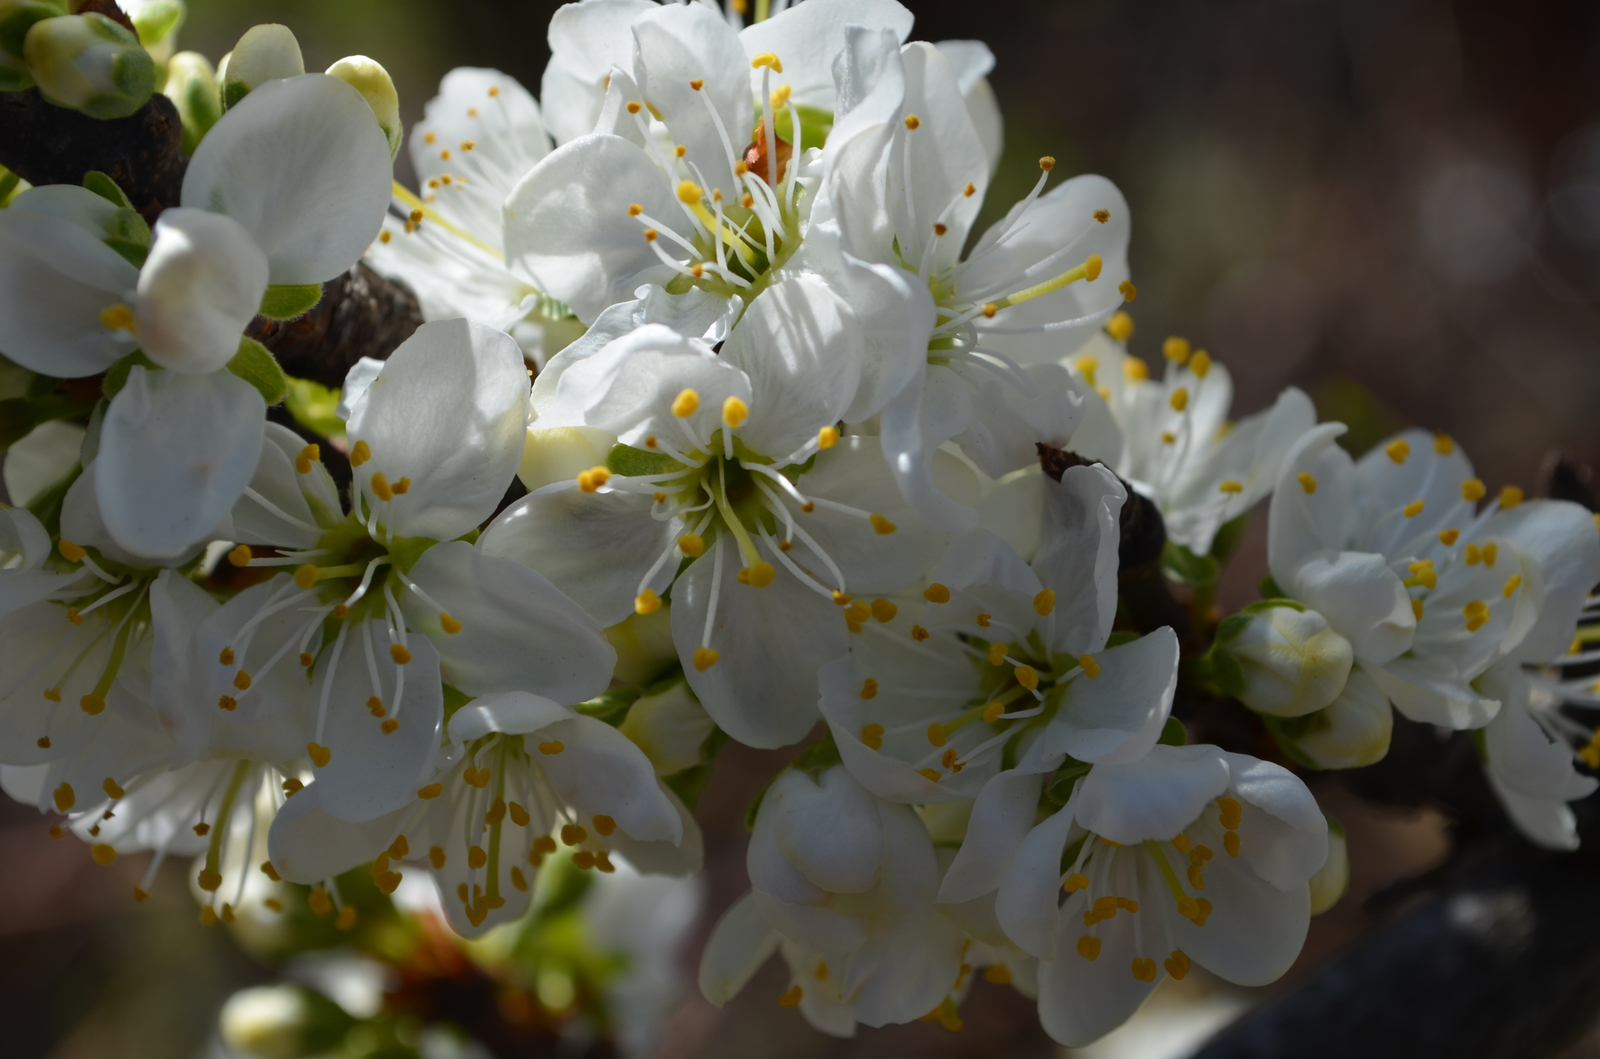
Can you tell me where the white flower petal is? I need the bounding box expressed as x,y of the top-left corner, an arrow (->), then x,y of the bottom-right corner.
1075,744 -> 1232,845
1034,463 -> 1125,656
1488,773 -> 1580,851
1365,655 -> 1499,729
535,714 -> 682,844
876,367 -> 981,534
447,690 -> 575,745
229,422 -> 322,551
738,0 -> 914,111
751,890 -> 868,954
96,368 -> 265,560
411,68 -> 550,234
1288,549 -> 1416,664
699,891 -> 781,1007
768,767 -> 883,894
183,73 -> 393,284
1486,500 -> 1600,664
267,780 -> 404,883
1169,850 -> 1309,986
1220,752 -> 1329,889
136,208 -> 268,374
541,0 -> 658,145
994,802 -> 1078,960
1268,423 -> 1356,585
631,2 -> 747,191
938,769 -> 1045,904
1037,627 -> 1178,766
0,601 -> 105,762
1480,665 -> 1597,803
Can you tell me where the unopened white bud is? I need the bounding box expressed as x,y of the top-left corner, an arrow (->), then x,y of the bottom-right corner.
518,425 -> 614,493
0,1 -> 66,91
1223,604 -> 1353,717
219,984 -> 353,1059
24,12 -> 155,119
126,0 -> 183,65
325,54 -> 401,158
1267,668 -> 1393,771
161,49 -> 215,152
607,604 -> 679,687
619,680 -> 715,776
1308,815 -> 1348,914
219,22 -> 301,110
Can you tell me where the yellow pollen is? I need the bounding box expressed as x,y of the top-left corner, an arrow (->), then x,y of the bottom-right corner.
538,740 -> 565,755
832,591 -> 853,606
750,52 -> 783,72
1465,543 -> 1483,565
1014,665 -> 1040,690
43,689 -> 60,702
981,302 -> 998,318
1403,499 -> 1425,518
35,737 -> 48,749
818,425 -> 839,449
294,564 -> 319,590
739,562 -> 776,587
963,182 -> 976,196
1039,155 -> 1055,171
367,696 -> 385,716
299,652 -> 314,667
869,513 -> 897,535
1164,337 -> 1191,364
1190,351 -> 1213,378
393,476 -> 410,494
861,723 -> 885,749
98,302 -> 134,332
927,722 -> 946,747
1063,873 -> 1090,892
1224,830 -> 1241,857
389,644 -> 412,665
975,612 -> 992,627
53,782 -> 75,812
917,768 -> 941,783
307,743 -> 331,767
1120,280 -> 1138,301
381,719 -> 399,734
1462,478 -> 1486,502
693,646 -> 719,671
577,466 -> 611,492
1412,598 -> 1424,620
988,641 -> 1009,666
462,139 -> 476,151
1218,796 -> 1243,829
689,79 -> 704,90
1161,431 -> 1176,445
722,396 -> 749,428
1439,528 -> 1460,546
80,694 -> 105,715
984,965 -> 1012,984
1165,951 -> 1191,980
871,598 -> 897,623
218,646 -> 235,667
224,544 -> 251,568
379,230 -> 392,244
194,823 -> 210,836
924,583 -> 951,604
467,845 -> 487,869
674,145 -> 687,158
626,101 -> 641,114
1170,387 -> 1189,412
1385,438 -> 1411,464
679,534 -> 705,557
778,985 -> 803,1008
1077,935 -> 1101,961
1434,432 -> 1454,455
282,778 -> 303,796
904,114 -> 920,129
593,814 -> 616,836
561,823 -> 588,845
643,229 -> 658,242
1484,542 -> 1498,566
1108,312 -> 1135,343
934,223 -> 948,236
911,624 -> 929,641
635,589 -> 662,615
295,444 -> 320,473
677,179 -> 703,204
1093,209 -> 1110,224
418,783 -> 443,799
1132,957 -> 1157,982
770,84 -> 792,108
429,846 -> 447,869
1079,654 -> 1101,678
349,440 -> 372,467
628,203 -> 643,216
1500,485 -> 1524,509
982,701 -> 1005,723
1219,480 -> 1244,494
1503,575 -> 1522,598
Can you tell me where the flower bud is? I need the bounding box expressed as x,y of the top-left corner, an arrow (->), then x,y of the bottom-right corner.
162,49 -> 216,153
608,605 -> 678,686
325,55 -> 401,158
24,12 -> 155,119
1266,668 -> 1393,770
218,22 -> 302,110
0,0 -> 66,91
1308,815 -> 1348,914
1220,603 -> 1353,717
518,425 -> 614,492
619,680 -> 715,776
218,984 -> 353,1059
127,0 -> 183,66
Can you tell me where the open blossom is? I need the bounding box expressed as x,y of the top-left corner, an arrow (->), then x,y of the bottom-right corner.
1064,329 -> 1317,557
483,311 -> 967,748
0,72 -> 392,558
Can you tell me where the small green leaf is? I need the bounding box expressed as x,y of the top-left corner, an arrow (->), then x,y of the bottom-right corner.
1158,716 -> 1188,746
771,103 -> 833,151
82,170 -> 132,209
103,350 -> 156,400
606,443 -> 682,478
1161,540 -> 1220,586
227,336 -> 288,405
1259,575 -> 1287,599
0,168 -> 21,206
283,376 -> 345,438
258,284 -> 323,321
1241,598 -> 1305,615
1203,645 -> 1247,699
103,237 -> 147,268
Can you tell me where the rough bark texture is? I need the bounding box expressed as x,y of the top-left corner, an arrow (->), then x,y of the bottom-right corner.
0,88 -> 187,223
249,264 -> 425,390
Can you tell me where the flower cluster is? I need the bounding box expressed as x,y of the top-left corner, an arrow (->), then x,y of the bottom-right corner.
2,0 -> 1598,1053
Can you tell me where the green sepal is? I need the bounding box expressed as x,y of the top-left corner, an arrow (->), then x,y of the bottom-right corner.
227,335 -> 288,405
220,78 -> 249,111
1042,761 -> 1091,809
101,350 -> 156,399
664,728 -> 728,810
1260,713 -> 1327,771
83,170 -> 132,208
791,730 -> 842,778
0,2 -> 64,63
1210,512 -> 1250,563
440,684 -> 472,723
771,102 -> 833,151
282,376 -> 345,438
0,168 -> 20,206
258,283 -> 323,321
1259,574 -> 1286,599
1158,716 -> 1188,747
576,685 -> 641,726
1161,539 -> 1220,586
0,392 -> 95,451
606,443 -> 682,478
1058,835 -> 1087,875
1194,644 -> 1246,699
1216,598 -> 1307,645
102,236 -> 147,268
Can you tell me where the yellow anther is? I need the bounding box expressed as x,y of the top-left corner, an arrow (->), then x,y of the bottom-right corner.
917,768 -> 941,783
389,644 -> 412,665
1484,542 -> 1498,567
538,740 -> 565,755
674,145 -> 687,158
982,701 -> 1005,723
869,513 -> 897,535
1078,654 -> 1101,678
626,101 -> 641,114
467,845 -> 487,870
635,589 -> 662,615
1218,796 -> 1243,829
418,782 -> 442,799
628,203 -> 643,216
832,591 -> 853,606
1434,432 -> 1454,455
1107,311 -> 1135,343
1038,155 -> 1055,171
282,778 -> 304,796
1014,665 -> 1040,690
1165,951 -> 1191,980
561,823 -> 588,845
871,598 -> 897,622
299,653 -> 314,667
1092,208 -> 1110,224
381,718 -> 399,734
307,742 -> 331,767
80,694 -> 105,715
689,79 -> 704,90
199,906 -> 219,927
778,985 -> 803,1008
643,229 -> 658,242
1500,485 -> 1524,509
1189,351 -> 1212,378
693,646 -> 719,671
577,466 -> 611,492
903,114 -> 920,129
1075,354 -> 1099,385
975,612 -> 992,627
1170,387 -> 1189,412
1504,574 -> 1523,598
1161,431 -> 1176,445
294,564 -> 319,590
679,534 -> 705,557
429,846 -> 446,868
98,302 -> 134,331
770,83 -> 792,108
1465,543 -> 1483,565
1298,472 -> 1317,494
988,641 -> 1009,666
226,544 -> 252,567
1403,499 -> 1424,518
933,222 -> 948,236
591,813 -> 617,837
1164,336 -> 1191,364
370,472 -> 395,501
295,444 -> 320,474
722,395 -> 748,428
1439,528 -> 1460,546
750,52 -> 783,72
818,425 -> 839,449
53,782 -> 75,812
1172,833 -> 1193,853
1385,438 -> 1411,464
219,646 -> 235,666
927,722 -> 947,747
438,612 -> 462,635
35,737 -> 49,749
1077,935 -> 1101,961
1131,957 -> 1157,982
924,583 -> 951,604
231,670 -> 252,692
1224,830 -> 1241,858
676,179 -> 703,204
861,723 -> 885,749
1219,480 -> 1244,494
43,689 -> 60,702
1462,478 -> 1486,502
1063,873 -> 1090,893
350,440 -> 371,467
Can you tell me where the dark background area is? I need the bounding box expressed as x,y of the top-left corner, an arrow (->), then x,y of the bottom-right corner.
7,1 -> 1600,1056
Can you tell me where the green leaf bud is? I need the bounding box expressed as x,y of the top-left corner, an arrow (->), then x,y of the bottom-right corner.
161,49 -> 217,153
24,12 -> 155,119
1308,815 -> 1349,914
325,54 -> 401,158
0,0 -> 67,90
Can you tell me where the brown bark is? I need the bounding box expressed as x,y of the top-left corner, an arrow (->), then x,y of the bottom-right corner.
248,264 -> 425,390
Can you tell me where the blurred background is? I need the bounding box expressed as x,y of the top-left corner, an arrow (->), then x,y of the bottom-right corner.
7,0 -> 1600,1056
